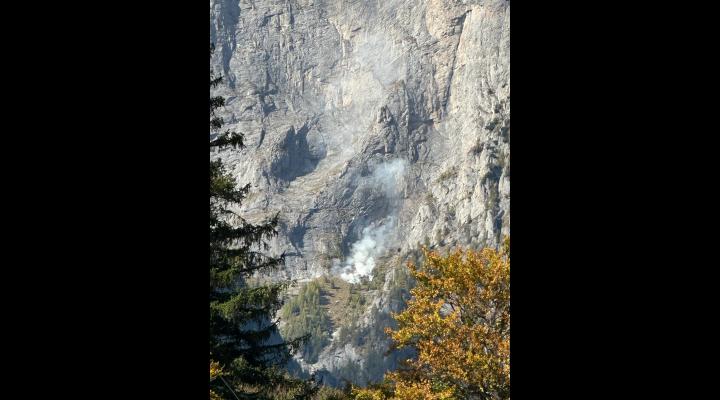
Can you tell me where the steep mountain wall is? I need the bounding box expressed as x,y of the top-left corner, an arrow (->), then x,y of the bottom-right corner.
210,0 -> 509,385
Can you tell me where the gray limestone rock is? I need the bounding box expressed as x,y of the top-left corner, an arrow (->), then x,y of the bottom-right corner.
211,0 -> 509,385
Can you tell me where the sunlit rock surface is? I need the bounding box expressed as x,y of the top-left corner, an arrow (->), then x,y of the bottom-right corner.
211,0 -> 509,385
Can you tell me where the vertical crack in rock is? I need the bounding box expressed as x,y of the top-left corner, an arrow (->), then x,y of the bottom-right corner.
441,10 -> 470,117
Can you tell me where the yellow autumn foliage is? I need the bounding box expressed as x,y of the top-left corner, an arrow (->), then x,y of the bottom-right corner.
210,359 -> 225,400
351,386 -> 387,400
361,238 -> 510,400
394,379 -> 455,400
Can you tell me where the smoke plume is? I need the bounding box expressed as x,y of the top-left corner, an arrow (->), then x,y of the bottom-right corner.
336,159 -> 407,283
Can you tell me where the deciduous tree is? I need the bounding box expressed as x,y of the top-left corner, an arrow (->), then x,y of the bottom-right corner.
353,239 -> 510,400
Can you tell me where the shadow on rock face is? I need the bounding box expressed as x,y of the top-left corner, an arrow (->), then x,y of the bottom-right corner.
271,123 -> 325,182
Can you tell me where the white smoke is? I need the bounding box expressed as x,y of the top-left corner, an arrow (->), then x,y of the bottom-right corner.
370,159 -> 407,199
297,29 -> 407,164
335,159 -> 407,283
339,218 -> 395,284
352,31 -> 407,88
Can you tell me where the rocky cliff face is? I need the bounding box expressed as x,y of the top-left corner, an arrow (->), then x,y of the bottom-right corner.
210,0 -> 509,386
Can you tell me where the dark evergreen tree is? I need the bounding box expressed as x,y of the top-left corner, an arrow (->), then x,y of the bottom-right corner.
209,43 -> 315,400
